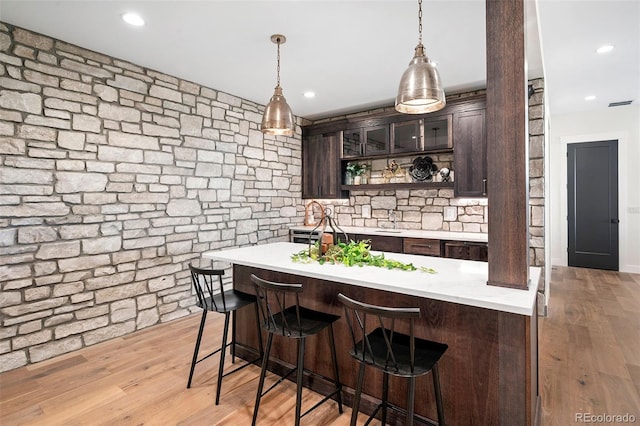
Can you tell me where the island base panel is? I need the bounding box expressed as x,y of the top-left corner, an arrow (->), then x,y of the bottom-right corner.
232,264 -> 536,425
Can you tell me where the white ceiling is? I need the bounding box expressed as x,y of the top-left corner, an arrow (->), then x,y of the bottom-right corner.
1,0 -> 638,120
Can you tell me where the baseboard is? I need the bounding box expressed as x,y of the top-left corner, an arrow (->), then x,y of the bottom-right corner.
621,264 -> 640,274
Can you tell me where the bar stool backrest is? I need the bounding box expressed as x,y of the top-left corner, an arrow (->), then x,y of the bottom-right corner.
189,264 -> 226,311
251,274 -> 303,337
337,293 -> 421,376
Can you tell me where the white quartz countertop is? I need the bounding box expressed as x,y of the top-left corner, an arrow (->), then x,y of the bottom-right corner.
203,242 -> 538,316
289,225 -> 488,243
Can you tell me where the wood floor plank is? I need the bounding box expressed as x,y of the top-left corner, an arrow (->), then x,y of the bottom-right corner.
1,265 -> 638,425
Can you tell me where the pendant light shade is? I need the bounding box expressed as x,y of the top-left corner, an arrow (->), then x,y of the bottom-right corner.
261,34 -> 295,136
395,0 -> 445,114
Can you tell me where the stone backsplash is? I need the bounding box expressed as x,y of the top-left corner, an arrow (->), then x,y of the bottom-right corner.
311,189 -> 488,233
0,24 -> 303,371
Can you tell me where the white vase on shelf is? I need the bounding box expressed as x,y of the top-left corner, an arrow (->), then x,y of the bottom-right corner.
345,173 -> 353,185
353,175 -> 362,185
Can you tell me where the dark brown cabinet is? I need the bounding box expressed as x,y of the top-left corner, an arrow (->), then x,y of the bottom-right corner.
403,238 -> 442,257
391,120 -> 421,154
302,131 -> 345,199
352,233 -> 403,253
342,128 -> 362,158
342,126 -> 390,158
423,115 -> 452,151
303,94 -> 488,196
443,241 -> 488,261
453,107 -> 487,197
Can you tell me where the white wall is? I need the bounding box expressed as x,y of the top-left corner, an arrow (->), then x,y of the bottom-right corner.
549,105 -> 640,273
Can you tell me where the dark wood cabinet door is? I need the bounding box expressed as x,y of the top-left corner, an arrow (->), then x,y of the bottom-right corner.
356,234 -> 403,253
443,241 -> 488,261
403,238 -> 442,256
423,115 -> 452,151
342,128 -> 362,158
392,120 -> 421,153
302,132 -> 343,199
363,126 -> 389,156
453,109 -> 487,197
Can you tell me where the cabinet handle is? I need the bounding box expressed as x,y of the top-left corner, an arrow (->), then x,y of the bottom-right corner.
482,178 -> 487,196
412,244 -> 432,249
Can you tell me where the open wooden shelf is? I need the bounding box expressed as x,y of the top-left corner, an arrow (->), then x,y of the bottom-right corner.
341,181 -> 454,191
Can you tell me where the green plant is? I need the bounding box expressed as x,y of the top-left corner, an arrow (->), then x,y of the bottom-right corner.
346,162 -> 367,177
291,240 -> 437,273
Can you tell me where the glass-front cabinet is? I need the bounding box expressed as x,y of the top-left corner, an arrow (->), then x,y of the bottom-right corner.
343,116 -> 452,159
391,120 -> 421,153
423,115 -> 452,150
342,126 -> 389,158
363,126 -> 389,156
342,128 -> 362,158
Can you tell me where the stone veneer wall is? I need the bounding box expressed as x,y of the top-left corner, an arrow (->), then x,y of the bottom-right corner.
528,78 -> 547,310
0,24 -> 304,372
330,186 -> 488,233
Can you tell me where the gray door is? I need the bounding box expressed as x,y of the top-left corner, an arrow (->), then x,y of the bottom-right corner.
567,140 -> 619,270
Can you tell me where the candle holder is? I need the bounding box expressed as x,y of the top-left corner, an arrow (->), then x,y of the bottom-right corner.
309,206 -> 349,256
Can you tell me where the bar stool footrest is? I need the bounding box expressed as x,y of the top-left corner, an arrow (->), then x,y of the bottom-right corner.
364,401 -> 440,426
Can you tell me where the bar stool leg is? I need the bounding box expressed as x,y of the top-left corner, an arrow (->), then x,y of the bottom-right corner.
382,372 -> 389,425
252,332 -> 273,426
432,364 -> 445,426
215,312 -> 231,405
231,310 -> 236,363
187,310 -> 208,388
295,337 -> 306,426
254,302 -> 264,357
407,376 -> 416,426
327,324 -> 343,413
351,363 -> 366,426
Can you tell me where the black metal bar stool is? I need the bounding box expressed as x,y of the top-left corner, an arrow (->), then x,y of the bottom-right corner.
186,264 -> 263,405
251,274 -> 343,426
337,293 -> 448,426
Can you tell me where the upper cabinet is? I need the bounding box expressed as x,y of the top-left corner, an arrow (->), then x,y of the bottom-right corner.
302,94 -> 487,195
423,115 -> 452,151
453,104 -> 487,197
342,126 -> 390,158
342,128 -> 362,158
391,120 -> 421,154
302,121 -> 348,199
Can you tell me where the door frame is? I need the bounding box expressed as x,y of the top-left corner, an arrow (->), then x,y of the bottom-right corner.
559,131 -> 628,270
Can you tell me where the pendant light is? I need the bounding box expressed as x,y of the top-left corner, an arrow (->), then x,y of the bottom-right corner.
261,34 -> 295,136
395,0 -> 445,114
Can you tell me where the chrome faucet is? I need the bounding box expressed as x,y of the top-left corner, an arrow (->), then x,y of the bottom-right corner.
388,209 -> 397,230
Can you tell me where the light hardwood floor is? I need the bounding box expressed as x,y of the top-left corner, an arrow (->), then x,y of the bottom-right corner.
538,266 -> 640,425
1,266 -> 638,425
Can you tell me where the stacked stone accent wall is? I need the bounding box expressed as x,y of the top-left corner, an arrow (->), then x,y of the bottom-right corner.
328,188 -> 487,232
0,24 -> 303,372
528,78 -> 547,308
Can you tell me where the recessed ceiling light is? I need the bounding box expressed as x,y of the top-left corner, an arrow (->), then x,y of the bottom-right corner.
303,91 -> 316,99
596,44 -> 614,54
585,95 -> 596,101
122,12 -> 145,27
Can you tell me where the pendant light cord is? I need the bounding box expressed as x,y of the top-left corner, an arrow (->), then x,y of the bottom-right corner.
276,37 -> 281,87
418,0 -> 423,45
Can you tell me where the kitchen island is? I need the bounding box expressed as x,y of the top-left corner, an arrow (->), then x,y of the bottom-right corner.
204,242 -> 540,425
